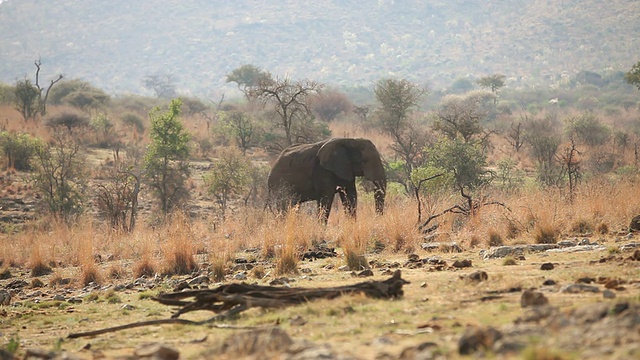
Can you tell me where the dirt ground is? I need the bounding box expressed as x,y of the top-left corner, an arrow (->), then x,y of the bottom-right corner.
1,237 -> 639,360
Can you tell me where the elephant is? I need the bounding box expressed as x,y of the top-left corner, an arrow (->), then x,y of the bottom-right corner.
267,137 -> 386,222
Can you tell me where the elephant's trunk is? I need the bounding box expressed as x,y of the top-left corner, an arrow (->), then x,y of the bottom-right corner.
373,179 -> 386,215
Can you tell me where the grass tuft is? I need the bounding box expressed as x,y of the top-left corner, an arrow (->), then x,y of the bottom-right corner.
534,223 -> 558,244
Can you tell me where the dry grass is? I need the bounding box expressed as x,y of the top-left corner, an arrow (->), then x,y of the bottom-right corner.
160,214 -> 198,276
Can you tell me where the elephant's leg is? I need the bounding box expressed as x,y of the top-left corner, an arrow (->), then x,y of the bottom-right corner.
317,192 -> 335,223
339,185 -> 357,217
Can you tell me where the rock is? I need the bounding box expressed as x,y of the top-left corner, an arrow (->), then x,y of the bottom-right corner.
542,279 -> 557,286
546,244 -> 606,253
520,290 -> 549,308
604,279 -> 619,289
337,265 -> 350,271
458,326 -> 502,355
399,342 -> 438,360
481,244 -> 559,259
289,315 -> 306,326
620,242 -> 640,252
557,239 -> 577,247
451,259 -> 472,268
629,215 -> 640,231
233,272 -> 247,280
172,281 -> 190,292
572,302 -> 609,324
560,283 -> 600,293
462,270 -> 488,283
540,262 -> 554,270
121,304 -> 136,311
576,277 -> 595,284
357,269 -> 373,277
269,277 -> 291,286
632,249 -> 640,261
24,349 -> 56,360
135,343 -> 180,360
603,290 -> 616,299
214,328 -> 294,357
0,290 -> 11,306
0,348 -> 14,360
0,269 -> 11,280
53,294 -> 66,301
188,275 -> 210,286
421,241 -> 462,253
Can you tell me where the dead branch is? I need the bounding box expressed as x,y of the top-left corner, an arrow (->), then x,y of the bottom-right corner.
67,270 -> 409,339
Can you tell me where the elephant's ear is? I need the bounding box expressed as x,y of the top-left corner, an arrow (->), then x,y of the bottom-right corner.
318,138 -> 354,181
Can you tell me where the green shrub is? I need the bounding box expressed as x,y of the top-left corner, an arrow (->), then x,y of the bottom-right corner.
0,131 -> 43,171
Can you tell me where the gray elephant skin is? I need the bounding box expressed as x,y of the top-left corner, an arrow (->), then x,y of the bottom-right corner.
267,137 -> 387,222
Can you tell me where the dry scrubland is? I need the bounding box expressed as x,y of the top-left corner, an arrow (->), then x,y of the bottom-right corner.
0,103 -> 639,359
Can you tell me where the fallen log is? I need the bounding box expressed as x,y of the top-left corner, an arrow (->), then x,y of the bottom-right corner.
68,270 -> 409,339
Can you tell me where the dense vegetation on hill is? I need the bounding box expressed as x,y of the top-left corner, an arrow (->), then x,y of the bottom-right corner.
1,0 -> 639,96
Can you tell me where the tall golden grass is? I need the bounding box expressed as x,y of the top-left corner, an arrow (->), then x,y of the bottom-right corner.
0,175 -> 638,287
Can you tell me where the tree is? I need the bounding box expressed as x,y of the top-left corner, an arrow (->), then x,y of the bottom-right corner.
31,127 -> 87,222
524,116 -> 563,186
450,78 -> 475,94
476,74 -> 506,95
13,79 -> 40,122
374,78 -> 428,189
33,58 -> 63,115
565,113 -> 611,147
142,73 -> 177,99
216,110 -> 257,155
626,61 -> 640,90
95,163 -> 140,232
48,79 -> 109,112
204,147 -> 252,220
248,75 -> 323,148
226,64 -> 272,98
0,131 -> 42,171
144,99 -> 191,215
311,88 -> 353,122
433,91 -> 494,143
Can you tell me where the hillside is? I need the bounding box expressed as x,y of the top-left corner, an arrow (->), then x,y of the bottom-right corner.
0,0 -> 639,96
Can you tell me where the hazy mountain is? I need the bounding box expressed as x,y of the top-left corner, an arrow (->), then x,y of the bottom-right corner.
1,0 -> 638,96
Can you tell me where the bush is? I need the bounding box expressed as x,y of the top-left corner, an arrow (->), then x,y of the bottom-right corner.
0,131 -> 42,171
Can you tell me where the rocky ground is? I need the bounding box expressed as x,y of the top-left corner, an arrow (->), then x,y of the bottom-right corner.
1,236 -> 639,359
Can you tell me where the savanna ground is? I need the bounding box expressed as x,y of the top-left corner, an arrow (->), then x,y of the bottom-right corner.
1,184 -> 639,359
0,103 -> 639,359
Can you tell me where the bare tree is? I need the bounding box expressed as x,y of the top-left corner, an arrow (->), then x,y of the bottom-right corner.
33,58 -> 63,115
142,73 -> 177,99
248,76 -> 323,147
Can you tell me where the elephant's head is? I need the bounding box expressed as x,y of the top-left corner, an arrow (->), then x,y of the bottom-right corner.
317,138 -> 387,214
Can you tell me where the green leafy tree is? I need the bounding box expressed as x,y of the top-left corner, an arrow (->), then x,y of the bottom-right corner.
565,113 -> 611,147
216,110 -> 258,155
418,137 -> 494,231
204,147 -> 251,219
427,138 -> 490,194
13,79 -> 40,122
144,99 -> 191,215
90,113 -> 117,148
374,78 -> 428,190
226,64 -> 272,98
624,61 -> 640,90
0,131 -> 42,171
476,74 -> 506,104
